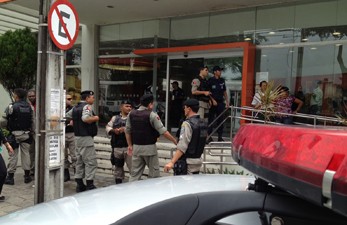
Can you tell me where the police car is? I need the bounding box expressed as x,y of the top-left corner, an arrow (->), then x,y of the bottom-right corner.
1,124 -> 347,225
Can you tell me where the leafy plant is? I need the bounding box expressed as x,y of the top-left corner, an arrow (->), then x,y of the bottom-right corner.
253,81 -> 282,122
0,28 -> 37,100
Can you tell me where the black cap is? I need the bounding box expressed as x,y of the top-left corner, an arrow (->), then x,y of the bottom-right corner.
121,99 -> 132,105
171,81 -> 178,85
212,66 -> 224,72
140,94 -> 154,106
183,98 -> 199,107
80,90 -> 94,96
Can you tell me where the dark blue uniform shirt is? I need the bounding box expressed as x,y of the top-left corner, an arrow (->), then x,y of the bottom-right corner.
208,77 -> 226,103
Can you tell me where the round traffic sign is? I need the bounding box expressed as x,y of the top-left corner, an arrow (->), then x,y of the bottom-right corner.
48,0 -> 79,50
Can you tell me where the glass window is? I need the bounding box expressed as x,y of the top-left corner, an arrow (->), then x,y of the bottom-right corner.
65,68 -> 81,105
98,56 -> 168,125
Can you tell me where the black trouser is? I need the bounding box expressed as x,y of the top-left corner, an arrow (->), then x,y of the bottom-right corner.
208,102 -> 225,138
0,154 -> 7,195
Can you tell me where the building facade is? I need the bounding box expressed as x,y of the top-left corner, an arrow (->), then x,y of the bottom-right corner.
66,0 -> 347,130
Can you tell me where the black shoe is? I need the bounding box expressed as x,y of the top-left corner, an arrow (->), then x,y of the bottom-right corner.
5,173 -> 14,185
115,178 -> 122,184
75,178 -> 86,193
206,137 -> 213,144
24,175 -> 32,183
76,185 -> 86,193
86,180 -> 96,190
0,196 -> 5,202
218,137 -> 225,142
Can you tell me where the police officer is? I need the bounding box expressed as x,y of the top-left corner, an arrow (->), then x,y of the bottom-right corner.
191,66 -> 211,120
164,98 -> 208,175
207,66 -> 230,142
27,89 -> 36,177
4,88 -> 34,185
106,99 -> 132,184
125,94 -> 177,182
64,94 -> 76,182
66,90 -> 99,192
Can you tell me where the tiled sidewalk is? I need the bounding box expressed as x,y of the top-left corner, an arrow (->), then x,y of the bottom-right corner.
0,169 -> 115,217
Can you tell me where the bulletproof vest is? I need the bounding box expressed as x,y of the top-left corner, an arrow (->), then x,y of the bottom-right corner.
194,76 -> 210,102
65,105 -> 74,133
110,115 -> 128,148
7,101 -> 32,132
129,109 -> 159,145
72,102 -> 97,137
185,115 -> 208,158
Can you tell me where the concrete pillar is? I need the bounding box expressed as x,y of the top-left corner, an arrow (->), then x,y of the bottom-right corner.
81,24 -> 98,93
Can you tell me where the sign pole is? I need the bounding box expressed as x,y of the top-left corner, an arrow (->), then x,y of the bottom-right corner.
35,0 -> 49,204
35,0 -> 79,203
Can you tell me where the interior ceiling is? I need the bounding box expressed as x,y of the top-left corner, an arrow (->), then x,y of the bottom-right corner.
0,0 -> 311,35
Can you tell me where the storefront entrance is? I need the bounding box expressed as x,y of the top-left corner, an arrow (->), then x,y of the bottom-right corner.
134,42 -> 256,132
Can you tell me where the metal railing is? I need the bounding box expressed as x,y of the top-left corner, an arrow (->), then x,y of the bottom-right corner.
202,106 -> 346,173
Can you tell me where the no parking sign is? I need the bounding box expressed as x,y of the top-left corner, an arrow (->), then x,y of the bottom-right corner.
48,0 -> 79,50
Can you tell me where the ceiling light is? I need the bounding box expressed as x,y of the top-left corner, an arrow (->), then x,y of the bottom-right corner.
310,47 -> 317,50
262,54 -> 267,57
333,31 -> 341,36
244,38 -> 251,41
269,32 -> 275,35
302,38 -> 308,42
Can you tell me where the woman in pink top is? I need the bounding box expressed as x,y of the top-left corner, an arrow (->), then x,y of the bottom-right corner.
274,86 -> 303,124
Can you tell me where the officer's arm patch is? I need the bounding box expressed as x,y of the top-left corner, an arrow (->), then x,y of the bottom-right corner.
85,105 -> 91,113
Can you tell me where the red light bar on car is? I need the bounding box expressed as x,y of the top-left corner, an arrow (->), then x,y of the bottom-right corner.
232,124 -> 347,217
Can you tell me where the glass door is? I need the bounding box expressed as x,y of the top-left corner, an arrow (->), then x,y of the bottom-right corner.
166,51 -> 244,134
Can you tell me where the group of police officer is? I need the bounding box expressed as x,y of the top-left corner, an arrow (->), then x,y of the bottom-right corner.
1,87 -> 210,194
106,93 -> 209,179
191,65 -> 230,142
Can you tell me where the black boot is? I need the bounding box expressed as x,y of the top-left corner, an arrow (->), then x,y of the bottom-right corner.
75,178 -> 86,193
115,178 -> 122,184
86,180 -> 96,190
24,170 -> 32,183
4,173 -> 14,185
64,169 -> 70,182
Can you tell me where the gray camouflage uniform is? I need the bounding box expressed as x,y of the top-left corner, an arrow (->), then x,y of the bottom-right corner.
66,103 -> 97,180
126,106 -> 167,181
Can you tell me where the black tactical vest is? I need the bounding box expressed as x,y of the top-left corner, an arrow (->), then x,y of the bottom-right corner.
65,105 -> 74,133
194,76 -> 210,102
7,101 -> 32,132
129,109 -> 159,145
185,115 -> 208,158
110,115 -> 128,148
72,102 -> 97,137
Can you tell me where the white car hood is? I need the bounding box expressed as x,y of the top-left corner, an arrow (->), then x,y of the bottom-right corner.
0,174 -> 254,225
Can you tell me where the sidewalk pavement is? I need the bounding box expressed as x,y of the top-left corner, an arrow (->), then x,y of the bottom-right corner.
0,168 -> 116,217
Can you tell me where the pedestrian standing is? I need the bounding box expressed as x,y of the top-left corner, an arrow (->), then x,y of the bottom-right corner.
164,99 -> 208,175
66,90 -> 99,192
106,99 -> 132,184
64,94 -> 76,182
27,89 -> 36,177
125,94 -> 177,181
4,88 -> 34,185
207,66 -> 229,142
170,81 -> 185,127
0,129 -> 14,201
